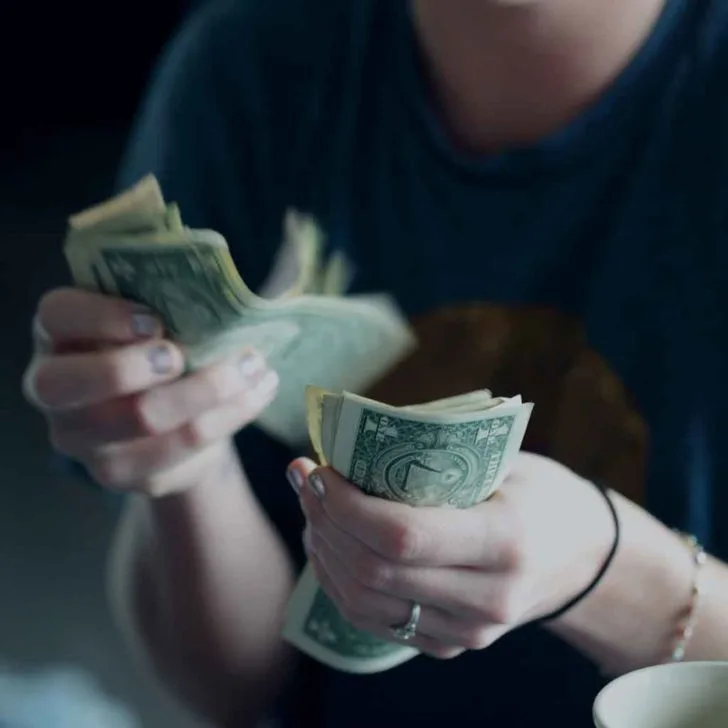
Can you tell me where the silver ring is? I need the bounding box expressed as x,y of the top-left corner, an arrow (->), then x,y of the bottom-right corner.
390,602 -> 421,641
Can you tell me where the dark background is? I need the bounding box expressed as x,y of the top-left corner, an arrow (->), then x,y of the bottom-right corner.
0,2 -> 207,724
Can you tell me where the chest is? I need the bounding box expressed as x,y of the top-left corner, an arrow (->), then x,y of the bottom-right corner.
280,54 -> 726,542
329,127 -> 721,511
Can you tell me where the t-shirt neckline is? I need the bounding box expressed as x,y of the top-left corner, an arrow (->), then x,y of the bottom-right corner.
395,0 -> 697,178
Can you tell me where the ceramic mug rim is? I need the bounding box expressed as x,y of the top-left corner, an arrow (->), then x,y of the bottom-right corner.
593,661 -> 728,728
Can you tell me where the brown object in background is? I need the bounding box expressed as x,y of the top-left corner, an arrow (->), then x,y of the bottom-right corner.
366,303 -> 647,506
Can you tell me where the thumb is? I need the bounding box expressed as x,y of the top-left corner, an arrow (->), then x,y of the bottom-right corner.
285,457 -> 318,495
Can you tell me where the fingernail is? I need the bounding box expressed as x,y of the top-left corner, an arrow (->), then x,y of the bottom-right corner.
147,345 -> 175,375
239,350 -> 265,380
308,473 -> 326,500
287,467 -> 304,495
131,313 -> 159,338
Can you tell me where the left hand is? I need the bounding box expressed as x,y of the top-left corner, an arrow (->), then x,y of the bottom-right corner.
288,452 -> 615,659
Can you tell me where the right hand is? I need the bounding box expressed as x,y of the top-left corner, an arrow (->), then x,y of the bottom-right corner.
22,288 -> 279,497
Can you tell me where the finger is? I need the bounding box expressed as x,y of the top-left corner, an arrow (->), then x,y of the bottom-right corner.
285,457 -> 318,495
306,538 -> 485,652
300,485 -> 510,620
36,288 -> 163,347
25,340 -> 184,411
91,440 -> 232,498
305,467 -> 516,569
55,376 -> 278,476
31,315 -> 54,356
308,548 -> 465,660
48,350 -> 275,444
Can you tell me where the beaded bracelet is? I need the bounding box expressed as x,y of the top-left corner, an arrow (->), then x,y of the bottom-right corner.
667,532 -> 707,663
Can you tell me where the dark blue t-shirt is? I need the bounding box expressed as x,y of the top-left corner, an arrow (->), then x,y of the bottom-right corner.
117,0 -> 728,725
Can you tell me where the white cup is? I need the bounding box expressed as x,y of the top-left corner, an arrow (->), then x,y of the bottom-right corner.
593,662 -> 728,728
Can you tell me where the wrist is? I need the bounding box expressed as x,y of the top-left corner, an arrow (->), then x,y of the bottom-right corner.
149,439 -> 243,503
546,493 -> 694,674
531,483 -> 619,626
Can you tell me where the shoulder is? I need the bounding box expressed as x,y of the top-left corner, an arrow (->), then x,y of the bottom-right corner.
151,0 -> 369,104
118,0 -> 379,266
119,0 -> 380,218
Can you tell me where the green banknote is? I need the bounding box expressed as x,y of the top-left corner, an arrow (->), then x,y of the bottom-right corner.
63,176 -> 416,447
283,388 -> 533,673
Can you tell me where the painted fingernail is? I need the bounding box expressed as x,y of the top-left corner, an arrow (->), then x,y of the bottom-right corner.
131,313 -> 160,338
308,473 -> 326,500
239,350 -> 265,381
147,345 -> 175,375
287,467 -> 304,495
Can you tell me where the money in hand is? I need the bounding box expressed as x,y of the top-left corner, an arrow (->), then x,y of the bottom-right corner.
283,387 -> 533,673
62,176 -> 416,447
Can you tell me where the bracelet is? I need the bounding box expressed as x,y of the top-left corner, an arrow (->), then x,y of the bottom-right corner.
666,531 -> 707,663
532,484 -> 620,625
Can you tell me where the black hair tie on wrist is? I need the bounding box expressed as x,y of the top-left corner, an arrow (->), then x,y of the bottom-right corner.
531,483 -> 620,625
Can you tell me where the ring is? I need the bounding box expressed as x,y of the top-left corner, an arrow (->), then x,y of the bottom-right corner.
390,602 -> 422,641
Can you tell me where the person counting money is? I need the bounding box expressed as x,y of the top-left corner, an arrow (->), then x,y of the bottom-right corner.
22,0 -> 728,726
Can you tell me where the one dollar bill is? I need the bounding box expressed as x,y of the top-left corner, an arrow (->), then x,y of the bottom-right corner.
283,387 -> 533,673
62,176 -> 416,447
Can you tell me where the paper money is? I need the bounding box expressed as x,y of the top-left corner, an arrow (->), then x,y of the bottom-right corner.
63,176 -> 416,447
283,387 -> 533,673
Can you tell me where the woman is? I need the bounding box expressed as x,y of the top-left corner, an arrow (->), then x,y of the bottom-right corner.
23,0 -> 728,725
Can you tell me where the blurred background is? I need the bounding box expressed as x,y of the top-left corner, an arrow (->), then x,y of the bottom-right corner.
0,1 -> 207,725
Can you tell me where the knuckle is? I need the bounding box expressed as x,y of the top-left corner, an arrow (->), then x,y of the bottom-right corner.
234,388 -> 268,423
500,537 -> 525,573
381,517 -> 426,563
180,420 -> 211,451
128,395 -> 162,437
199,364 -> 239,408
461,628 -> 492,651
24,360 -> 57,408
35,289 -> 66,329
353,553 -> 394,591
489,588 -> 522,626
143,475 -> 173,498
87,457 -> 129,492
496,508 -> 526,572
426,646 -> 463,660
97,351 -> 135,394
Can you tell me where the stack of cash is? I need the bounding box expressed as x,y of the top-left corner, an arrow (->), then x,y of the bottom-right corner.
63,176 -> 416,446
283,387 -> 533,673
63,178 -> 534,674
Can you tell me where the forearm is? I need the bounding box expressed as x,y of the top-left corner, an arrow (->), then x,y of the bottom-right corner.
107,440 -> 296,725
547,491 -> 728,675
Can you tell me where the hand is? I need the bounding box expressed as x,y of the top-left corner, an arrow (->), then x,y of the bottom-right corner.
23,288 -> 279,497
290,452 -> 615,659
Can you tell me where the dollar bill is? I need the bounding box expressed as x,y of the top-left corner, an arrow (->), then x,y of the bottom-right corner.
283,387 -> 533,673
63,176 -> 416,447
